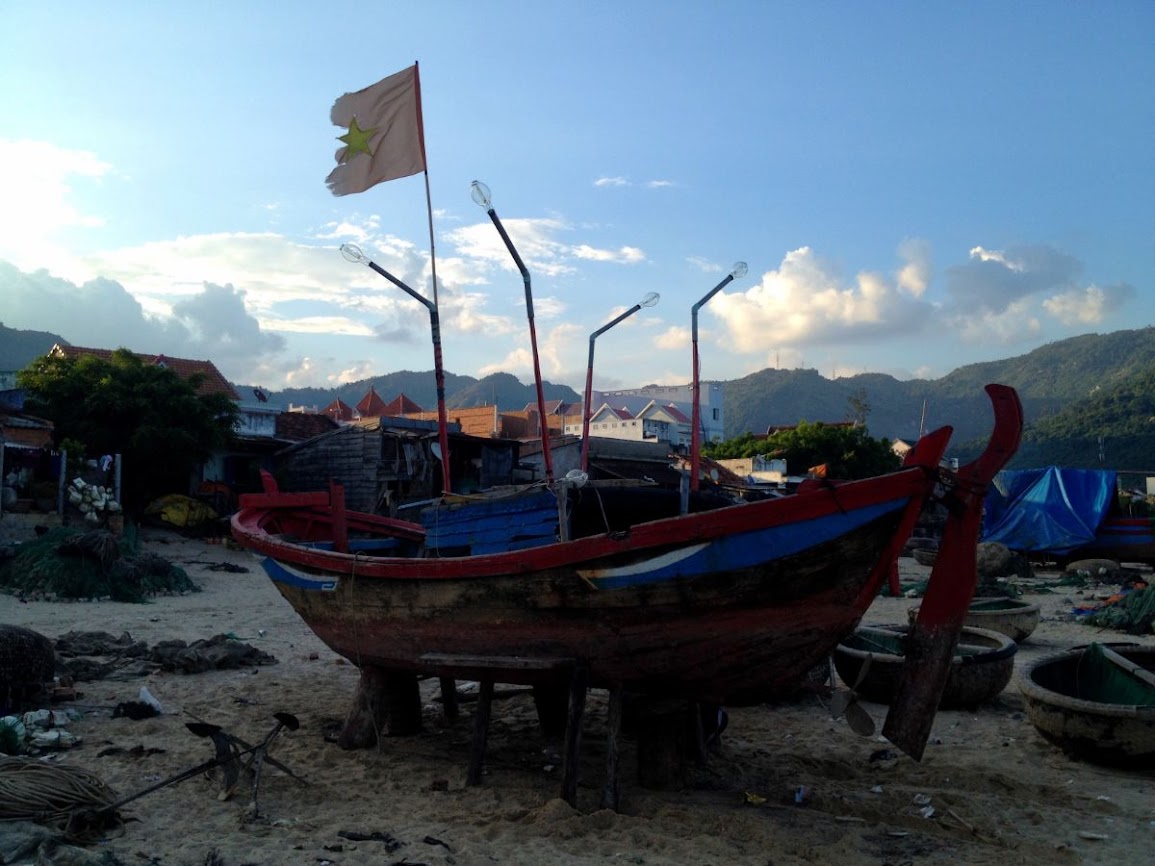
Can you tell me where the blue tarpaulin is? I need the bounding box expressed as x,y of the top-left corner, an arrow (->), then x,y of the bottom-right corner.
981,467 -> 1118,554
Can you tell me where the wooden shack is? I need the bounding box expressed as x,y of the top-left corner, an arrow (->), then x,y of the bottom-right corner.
273,416 -> 521,514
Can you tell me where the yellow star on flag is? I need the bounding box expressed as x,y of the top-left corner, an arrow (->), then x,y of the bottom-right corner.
337,117 -> 377,163
326,64 -> 427,195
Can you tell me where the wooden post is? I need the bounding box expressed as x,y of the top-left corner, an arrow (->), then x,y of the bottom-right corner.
439,677 -> 459,721
560,664 -> 588,807
600,684 -> 624,811
338,665 -> 387,750
533,682 -> 570,738
635,697 -> 689,790
337,666 -> 422,749
467,680 -> 495,786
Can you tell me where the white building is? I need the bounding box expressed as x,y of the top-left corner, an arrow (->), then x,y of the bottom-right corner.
590,382 -> 725,447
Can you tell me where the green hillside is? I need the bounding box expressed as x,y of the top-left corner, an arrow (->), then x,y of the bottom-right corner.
8,321 -> 1155,470
0,323 -> 66,372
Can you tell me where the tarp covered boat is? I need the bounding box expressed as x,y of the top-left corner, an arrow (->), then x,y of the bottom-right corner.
982,466 -> 1155,564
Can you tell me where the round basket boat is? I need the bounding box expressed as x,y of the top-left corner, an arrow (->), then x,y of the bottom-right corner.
912,547 -> 938,567
907,596 -> 1041,643
833,624 -> 1017,709
1019,644 -> 1155,769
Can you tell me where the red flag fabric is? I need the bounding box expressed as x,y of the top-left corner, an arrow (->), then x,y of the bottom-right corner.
326,64 -> 426,196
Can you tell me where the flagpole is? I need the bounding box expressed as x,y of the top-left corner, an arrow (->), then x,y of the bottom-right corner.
413,62 -> 448,485
412,62 -> 439,309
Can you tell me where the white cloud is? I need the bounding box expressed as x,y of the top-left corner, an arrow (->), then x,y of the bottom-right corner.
478,346 -> 533,378
444,218 -> 577,278
594,176 -> 630,187
708,246 -> 933,353
645,180 -> 675,188
953,299 -> 1042,345
572,244 -> 646,264
655,325 -> 690,350
0,139 -> 114,270
686,256 -> 725,274
444,217 -> 647,279
531,296 -> 568,320
895,238 -> 932,296
1042,282 -> 1135,325
945,244 -> 1083,314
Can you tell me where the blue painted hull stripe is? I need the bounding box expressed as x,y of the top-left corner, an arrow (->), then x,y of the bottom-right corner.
583,498 -> 907,589
261,496 -> 909,593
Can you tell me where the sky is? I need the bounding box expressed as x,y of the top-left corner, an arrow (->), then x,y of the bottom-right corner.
1,1 -> 1152,399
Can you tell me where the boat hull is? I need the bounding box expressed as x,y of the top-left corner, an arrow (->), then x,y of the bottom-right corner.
265,512 -> 907,704
235,463 -> 939,705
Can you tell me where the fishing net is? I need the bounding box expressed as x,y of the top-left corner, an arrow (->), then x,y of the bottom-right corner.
1084,585 -> 1155,635
0,526 -> 199,602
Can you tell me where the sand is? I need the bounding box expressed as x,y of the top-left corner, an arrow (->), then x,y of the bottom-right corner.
3,527 -> 1154,866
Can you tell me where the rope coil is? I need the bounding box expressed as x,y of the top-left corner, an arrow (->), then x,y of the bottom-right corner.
0,756 -> 120,841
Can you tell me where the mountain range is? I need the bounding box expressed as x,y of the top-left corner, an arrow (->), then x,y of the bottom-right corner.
5,323 -> 1155,471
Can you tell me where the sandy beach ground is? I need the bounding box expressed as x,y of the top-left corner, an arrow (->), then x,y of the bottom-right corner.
3,525 -> 1155,866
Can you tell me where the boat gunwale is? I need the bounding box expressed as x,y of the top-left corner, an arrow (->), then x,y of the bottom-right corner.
1020,644 -> 1155,719
231,462 -> 938,581
837,623 -> 1018,668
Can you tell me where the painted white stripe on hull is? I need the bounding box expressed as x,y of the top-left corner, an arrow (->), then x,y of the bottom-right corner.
577,542 -> 709,581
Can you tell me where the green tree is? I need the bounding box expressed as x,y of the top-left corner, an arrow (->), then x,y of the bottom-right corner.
845,387 -> 871,426
704,421 -> 901,480
18,349 -> 238,511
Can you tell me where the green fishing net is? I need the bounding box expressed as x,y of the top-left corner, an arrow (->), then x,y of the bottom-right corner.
1084,585 -> 1155,636
0,526 -> 199,602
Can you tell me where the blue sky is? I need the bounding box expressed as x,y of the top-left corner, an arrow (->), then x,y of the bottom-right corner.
1,1 -> 1151,397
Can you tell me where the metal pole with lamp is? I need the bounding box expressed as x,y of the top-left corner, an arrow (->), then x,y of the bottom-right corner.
471,180 -> 555,484
339,243 -> 453,495
580,293 -> 660,472
690,262 -> 748,492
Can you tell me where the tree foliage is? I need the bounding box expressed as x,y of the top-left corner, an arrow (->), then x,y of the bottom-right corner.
704,421 -> 902,480
18,349 -> 238,510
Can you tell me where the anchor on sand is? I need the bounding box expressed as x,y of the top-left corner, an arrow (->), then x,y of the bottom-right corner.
94,712 -> 307,823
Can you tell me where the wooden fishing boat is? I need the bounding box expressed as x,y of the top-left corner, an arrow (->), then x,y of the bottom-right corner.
1020,643 -> 1155,768
232,386 -> 1021,759
833,624 -> 1017,708
907,596 -> 1041,643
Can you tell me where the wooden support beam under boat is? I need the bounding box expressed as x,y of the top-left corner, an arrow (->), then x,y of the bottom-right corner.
560,664 -> 589,807
337,666 -> 422,749
600,685 -> 624,812
439,677 -> 459,721
467,680 -> 495,787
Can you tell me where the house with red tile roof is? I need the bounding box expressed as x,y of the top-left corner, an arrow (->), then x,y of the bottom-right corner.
323,398 -> 356,423
381,393 -> 423,416
49,345 -> 240,400
522,398 -> 570,417
275,412 -> 339,442
636,400 -> 694,451
403,404 -> 537,440
354,386 -> 389,418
